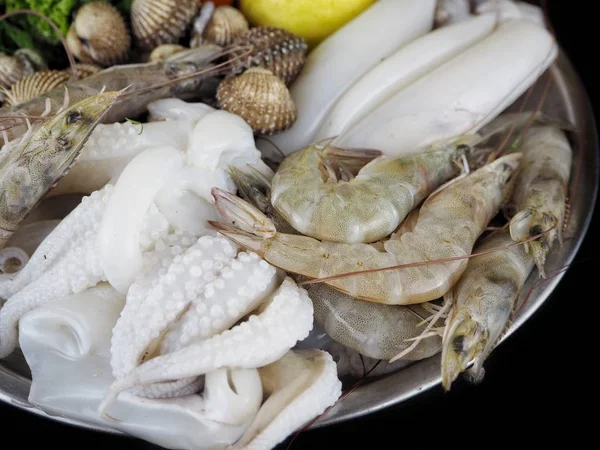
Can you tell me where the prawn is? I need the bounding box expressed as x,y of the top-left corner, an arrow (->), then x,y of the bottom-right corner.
213,153 -> 521,305
270,135 -> 478,244
441,229 -> 535,390
507,125 -> 572,277
0,89 -> 121,249
219,168 -> 443,361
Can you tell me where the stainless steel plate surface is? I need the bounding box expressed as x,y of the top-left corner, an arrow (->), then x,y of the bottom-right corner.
0,48 -> 598,437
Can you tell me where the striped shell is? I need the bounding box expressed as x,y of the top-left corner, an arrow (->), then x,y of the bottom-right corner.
66,2 -> 131,67
149,44 -> 188,62
232,27 -> 308,86
0,53 -> 26,90
67,64 -> 102,79
216,67 -> 296,135
2,70 -> 71,106
131,0 -> 200,51
196,5 -> 249,46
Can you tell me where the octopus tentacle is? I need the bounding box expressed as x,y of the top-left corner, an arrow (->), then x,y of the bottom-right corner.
0,186 -> 112,300
110,234 -> 238,378
99,277 -> 314,417
159,251 -> 279,354
231,349 -> 342,450
0,236 -> 105,358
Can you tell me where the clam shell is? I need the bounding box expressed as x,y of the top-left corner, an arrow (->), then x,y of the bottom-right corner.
131,0 -> 199,51
2,70 -> 71,106
67,64 -> 102,79
216,67 -> 296,135
199,5 -> 249,46
149,44 -> 188,62
66,2 -> 131,67
0,53 -> 25,89
232,27 -> 308,86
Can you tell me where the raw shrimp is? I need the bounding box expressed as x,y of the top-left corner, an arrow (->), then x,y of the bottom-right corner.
0,90 -> 121,249
220,168 -> 443,361
270,135 -> 478,244
213,153 -> 521,305
441,230 -> 535,390
508,125 -> 572,277
0,45 -> 226,145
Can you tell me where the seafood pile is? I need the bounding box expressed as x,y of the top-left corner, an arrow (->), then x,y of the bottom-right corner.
0,1 -> 581,449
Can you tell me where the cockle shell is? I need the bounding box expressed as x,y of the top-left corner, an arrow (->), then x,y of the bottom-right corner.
232,26 -> 308,86
192,5 -> 249,47
149,44 -> 188,62
66,2 -> 131,67
2,70 -> 71,106
67,63 -> 102,79
131,0 -> 200,51
0,53 -> 26,90
216,67 -> 296,135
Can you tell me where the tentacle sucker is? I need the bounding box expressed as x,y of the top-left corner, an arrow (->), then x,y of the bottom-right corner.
99,277 -> 314,418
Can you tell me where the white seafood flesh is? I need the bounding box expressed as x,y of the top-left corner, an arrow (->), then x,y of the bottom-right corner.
315,14 -> 498,140
334,19 -> 557,157
100,277 -> 314,410
262,0 -> 437,155
50,99 -> 215,197
232,349 -> 342,450
18,283 -> 264,450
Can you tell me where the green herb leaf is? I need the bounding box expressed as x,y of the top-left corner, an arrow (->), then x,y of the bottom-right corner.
125,117 -> 144,135
0,22 -> 36,49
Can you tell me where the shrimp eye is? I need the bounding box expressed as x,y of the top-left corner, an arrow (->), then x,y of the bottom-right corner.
66,111 -> 83,125
457,144 -> 470,152
530,225 -> 543,237
452,335 -> 465,354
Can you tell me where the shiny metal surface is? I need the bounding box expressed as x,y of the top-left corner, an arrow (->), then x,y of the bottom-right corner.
0,48 -> 598,436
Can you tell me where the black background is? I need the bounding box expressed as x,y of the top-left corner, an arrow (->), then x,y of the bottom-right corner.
1,1 -> 597,448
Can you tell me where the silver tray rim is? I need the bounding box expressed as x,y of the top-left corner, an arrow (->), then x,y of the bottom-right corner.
0,46 -> 597,437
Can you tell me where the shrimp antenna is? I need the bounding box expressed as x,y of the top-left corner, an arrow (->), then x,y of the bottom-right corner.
0,9 -> 78,80
116,44 -> 254,101
297,226 -> 556,286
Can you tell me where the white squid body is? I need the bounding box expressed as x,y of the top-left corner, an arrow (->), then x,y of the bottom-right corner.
314,13 -> 498,140
261,0 -> 437,155
333,18 -> 557,157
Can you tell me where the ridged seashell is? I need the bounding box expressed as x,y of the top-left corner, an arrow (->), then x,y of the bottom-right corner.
216,67 -> 296,135
66,2 -> 131,67
14,49 -> 47,73
193,5 -> 249,47
2,70 -> 71,106
131,0 -> 200,51
232,27 -> 308,86
0,53 -> 25,89
149,44 -> 188,62
67,64 -> 103,79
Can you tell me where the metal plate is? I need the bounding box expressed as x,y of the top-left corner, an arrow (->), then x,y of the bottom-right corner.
0,48 -> 598,436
